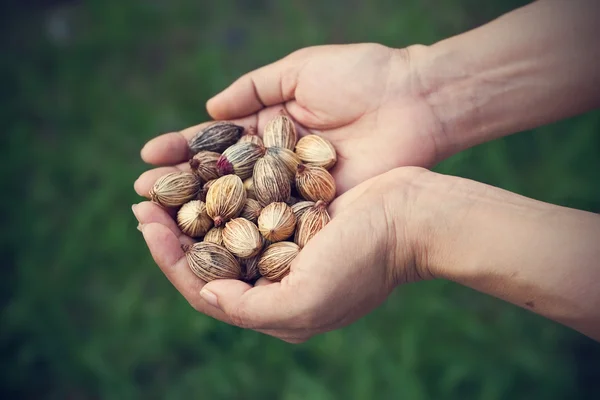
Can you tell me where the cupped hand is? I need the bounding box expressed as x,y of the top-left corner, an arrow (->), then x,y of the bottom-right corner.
132,167 -> 432,343
134,43 -> 440,198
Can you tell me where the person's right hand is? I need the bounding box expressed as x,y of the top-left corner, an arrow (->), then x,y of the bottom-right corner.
135,43 -> 441,198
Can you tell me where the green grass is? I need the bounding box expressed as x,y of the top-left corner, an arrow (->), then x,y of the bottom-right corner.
2,0 -> 599,399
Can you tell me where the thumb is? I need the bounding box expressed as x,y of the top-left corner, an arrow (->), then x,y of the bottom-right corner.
206,49 -> 309,120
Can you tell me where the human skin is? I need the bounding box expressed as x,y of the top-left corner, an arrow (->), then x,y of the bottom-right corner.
133,0 -> 600,342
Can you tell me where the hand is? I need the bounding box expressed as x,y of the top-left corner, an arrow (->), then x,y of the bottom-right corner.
132,167 -> 432,343
134,43 -> 441,198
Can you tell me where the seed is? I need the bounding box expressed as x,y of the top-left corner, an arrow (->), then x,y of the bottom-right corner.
263,113 -> 297,150
238,126 -> 264,147
183,242 -> 242,282
295,134 -> 337,170
295,163 -> 336,203
294,200 -> 330,248
205,175 -> 246,227
189,151 -> 221,182
240,198 -> 262,224
258,202 -> 296,242
240,255 -> 261,282
253,156 -> 291,207
291,200 -> 315,221
216,142 -> 266,180
222,218 -> 263,259
203,227 -> 224,246
149,171 -> 202,208
176,200 -> 214,238
266,146 -> 300,182
258,241 -> 300,282
243,177 -> 256,200
188,121 -> 244,154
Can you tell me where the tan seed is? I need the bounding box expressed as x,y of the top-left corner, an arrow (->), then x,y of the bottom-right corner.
183,242 -> 242,282
176,200 -> 214,238
205,175 -> 246,227
295,164 -> 336,203
203,227 -> 224,246
222,218 -> 263,259
216,142 -> 266,180
243,177 -> 256,200
149,171 -> 202,208
295,134 -> 337,170
240,198 -> 262,224
189,151 -> 221,182
258,202 -> 296,242
263,113 -> 297,150
258,241 -> 300,282
291,200 -> 316,220
238,126 -> 264,147
294,200 -> 330,248
266,146 -> 300,182
253,156 -> 291,207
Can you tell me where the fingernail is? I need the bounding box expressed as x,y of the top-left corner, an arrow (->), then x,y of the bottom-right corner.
200,289 -> 219,308
136,223 -> 144,232
132,204 -> 140,221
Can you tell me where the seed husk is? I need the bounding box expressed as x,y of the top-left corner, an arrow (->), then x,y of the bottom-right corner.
240,255 -> 261,282
203,226 -> 224,246
183,242 -> 242,282
189,151 -> 221,182
238,126 -> 264,147
222,218 -> 263,259
149,171 -> 202,208
266,146 -> 300,182
205,175 -> 246,227
176,200 -> 214,238
291,200 -> 315,221
243,177 -> 256,200
295,134 -> 337,170
240,198 -> 262,224
295,163 -> 336,203
216,142 -> 266,180
294,200 -> 330,248
253,155 -> 291,207
188,121 -> 244,154
263,113 -> 297,150
258,241 -> 300,282
258,202 -> 296,242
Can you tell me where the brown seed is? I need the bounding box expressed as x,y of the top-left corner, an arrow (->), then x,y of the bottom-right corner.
266,146 -> 300,182
263,113 -> 297,150
222,218 -> 263,259
176,200 -> 214,238
203,227 -> 224,246
238,126 -> 264,147
188,121 -> 244,154
205,175 -> 246,227
189,151 -> 220,182
240,255 -> 261,282
149,171 -> 202,208
291,200 -> 315,221
258,241 -> 300,282
294,200 -> 331,248
243,177 -> 256,200
183,242 -> 242,282
295,134 -> 337,170
216,142 -> 266,180
258,202 -> 296,242
295,163 -> 336,203
240,198 -> 262,224
253,156 -> 291,207
197,179 -> 216,202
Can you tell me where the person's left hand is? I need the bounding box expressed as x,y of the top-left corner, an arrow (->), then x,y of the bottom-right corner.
132,167 -> 433,342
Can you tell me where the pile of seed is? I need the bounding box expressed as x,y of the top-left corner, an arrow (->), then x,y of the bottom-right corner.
147,113 -> 338,283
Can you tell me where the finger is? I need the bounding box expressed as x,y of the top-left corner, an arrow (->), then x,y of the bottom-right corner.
140,116 -> 257,166
206,51 -> 309,120
132,201 -> 190,239
254,277 -> 273,287
140,222 -> 235,324
134,164 -> 190,198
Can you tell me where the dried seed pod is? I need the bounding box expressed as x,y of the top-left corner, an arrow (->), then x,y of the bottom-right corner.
189,151 -> 220,182
203,227 -> 224,246
263,113 -> 297,150
176,200 -> 213,237
258,241 -> 300,282
258,202 -> 296,242
188,121 -> 244,154
240,198 -> 262,224
238,126 -> 264,147
222,218 -> 263,259
295,164 -> 336,203
243,177 -> 256,200
253,156 -> 291,207
197,179 -> 216,202
294,200 -> 330,248
149,171 -> 202,208
266,146 -> 300,182
295,134 -> 337,170
291,201 -> 316,221
240,255 -> 261,282
205,175 -> 246,227
183,242 -> 242,282
216,142 -> 266,180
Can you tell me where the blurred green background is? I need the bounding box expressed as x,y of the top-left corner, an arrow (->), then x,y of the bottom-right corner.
2,0 -> 599,399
